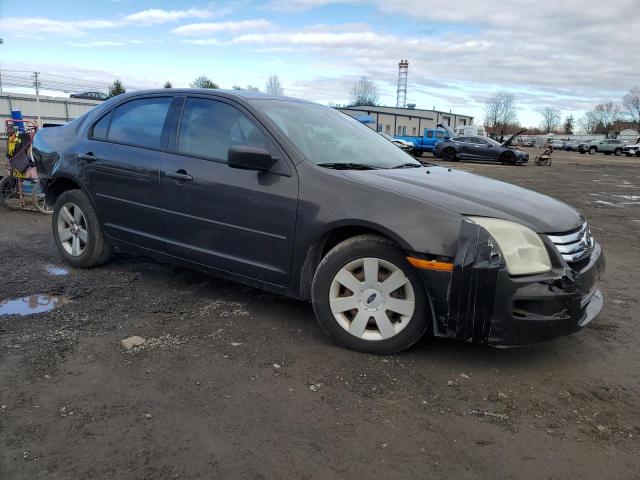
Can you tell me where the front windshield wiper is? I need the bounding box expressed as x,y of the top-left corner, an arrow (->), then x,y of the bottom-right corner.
317,162 -> 382,170
391,163 -> 422,169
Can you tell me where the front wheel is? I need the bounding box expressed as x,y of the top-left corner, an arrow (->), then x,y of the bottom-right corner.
589,147 -> 597,154
412,148 -> 422,158
52,189 -> 111,268
311,235 -> 430,354
441,148 -> 457,162
500,151 -> 517,165
614,148 -> 622,156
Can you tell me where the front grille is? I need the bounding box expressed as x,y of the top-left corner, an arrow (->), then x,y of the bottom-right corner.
547,222 -> 594,263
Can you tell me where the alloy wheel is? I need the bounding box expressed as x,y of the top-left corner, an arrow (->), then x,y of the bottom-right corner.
329,257 -> 415,341
57,202 -> 88,256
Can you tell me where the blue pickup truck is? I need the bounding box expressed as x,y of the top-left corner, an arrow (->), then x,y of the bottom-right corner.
395,128 -> 451,156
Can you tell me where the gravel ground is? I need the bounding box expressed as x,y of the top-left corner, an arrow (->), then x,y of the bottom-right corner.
1,148 -> 639,479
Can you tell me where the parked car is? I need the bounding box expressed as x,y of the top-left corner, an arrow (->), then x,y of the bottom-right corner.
33,89 -> 605,353
549,140 -> 566,149
379,132 -> 412,152
433,130 -> 529,165
623,138 -> 640,157
70,92 -> 108,101
395,128 -> 450,156
580,139 -> 626,155
563,140 -> 581,151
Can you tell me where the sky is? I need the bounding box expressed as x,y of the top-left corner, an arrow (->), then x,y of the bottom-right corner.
1,0 -> 638,127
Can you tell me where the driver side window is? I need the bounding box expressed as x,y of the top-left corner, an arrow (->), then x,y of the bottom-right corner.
177,98 -> 271,162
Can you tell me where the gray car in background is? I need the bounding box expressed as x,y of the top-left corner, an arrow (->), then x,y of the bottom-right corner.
433,130 -> 529,164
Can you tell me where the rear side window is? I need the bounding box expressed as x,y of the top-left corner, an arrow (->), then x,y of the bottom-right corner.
107,97 -> 172,149
92,112 -> 112,140
177,98 -> 269,162
426,130 -> 434,138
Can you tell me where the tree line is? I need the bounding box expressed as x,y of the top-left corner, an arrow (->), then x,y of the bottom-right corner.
484,87 -> 640,135
106,74 -> 285,98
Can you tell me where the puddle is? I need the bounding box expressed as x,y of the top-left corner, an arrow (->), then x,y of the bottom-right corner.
46,266 -> 69,276
0,294 -> 69,316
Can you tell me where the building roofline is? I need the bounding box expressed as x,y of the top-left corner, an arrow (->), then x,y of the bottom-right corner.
343,105 -> 473,119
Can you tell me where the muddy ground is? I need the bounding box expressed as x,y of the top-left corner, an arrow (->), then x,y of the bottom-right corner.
1,149 -> 639,479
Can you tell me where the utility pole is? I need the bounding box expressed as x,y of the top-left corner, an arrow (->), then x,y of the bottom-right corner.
33,71 -> 41,126
0,38 -> 4,93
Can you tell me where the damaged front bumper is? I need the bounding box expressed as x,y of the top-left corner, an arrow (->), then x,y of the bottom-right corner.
418,221 -> 606,346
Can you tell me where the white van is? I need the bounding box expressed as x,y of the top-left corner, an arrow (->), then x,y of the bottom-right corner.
454,125 -> 486,137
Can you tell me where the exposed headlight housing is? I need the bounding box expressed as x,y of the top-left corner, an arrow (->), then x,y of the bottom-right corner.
468,217 -> 552,276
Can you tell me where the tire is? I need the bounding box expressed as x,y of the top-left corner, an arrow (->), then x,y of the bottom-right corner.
412,148 -> 422,158
579,150 -> 586,155
32,183 -> 53,215
0,176 -> 22,210
500,151 -> 517,165
442,148 -> 457,162
52,189 -> 111,268
637,152 -> 640,158
311,235 -> 430,354
614,148 -> 622,156
589,147 -> 597,155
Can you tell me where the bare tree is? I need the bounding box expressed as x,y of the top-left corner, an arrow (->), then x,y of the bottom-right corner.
163,81 -> 172,88
578,110 -> 600,134
190,75 -> 219,89
349,76 -> 379,107
265,75 -> 283,95
623,86 -> 640,127
535,106 -> 562,133
483,91 -> 518,131
594,102 -> 623,131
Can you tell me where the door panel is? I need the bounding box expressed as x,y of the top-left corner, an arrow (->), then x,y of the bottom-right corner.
160,97 -> 298,286
79,96 -> 173,250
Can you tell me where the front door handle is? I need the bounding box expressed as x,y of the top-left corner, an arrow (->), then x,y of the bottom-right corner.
165,169 -> 193,182
78,152 -> 97,162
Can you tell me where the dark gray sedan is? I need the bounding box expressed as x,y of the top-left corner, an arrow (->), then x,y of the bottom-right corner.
434,132 -> 529,164
33,90 -> 603,354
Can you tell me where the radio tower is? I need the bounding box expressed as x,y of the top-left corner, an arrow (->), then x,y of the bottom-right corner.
396,60 -> 409,108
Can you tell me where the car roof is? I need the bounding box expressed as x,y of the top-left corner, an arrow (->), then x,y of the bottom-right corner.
115,88 -> 316,105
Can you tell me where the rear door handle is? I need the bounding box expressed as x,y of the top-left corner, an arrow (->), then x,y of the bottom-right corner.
165,170 -> 193,182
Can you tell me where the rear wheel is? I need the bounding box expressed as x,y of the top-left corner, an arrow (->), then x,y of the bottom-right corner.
614,148 -> 622,156
0,176 -> 21,210
442,148 -> 457,162
311,235 -> 429,354
53,189 -> 111,267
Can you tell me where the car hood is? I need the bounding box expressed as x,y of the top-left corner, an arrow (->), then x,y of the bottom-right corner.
342,166 -> 583,233
502,128 -> 526,147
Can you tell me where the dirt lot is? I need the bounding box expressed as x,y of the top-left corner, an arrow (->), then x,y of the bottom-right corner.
1,148 -> 639,479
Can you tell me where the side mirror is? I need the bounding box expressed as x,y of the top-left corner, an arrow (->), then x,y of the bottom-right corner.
228,146 -> 277,172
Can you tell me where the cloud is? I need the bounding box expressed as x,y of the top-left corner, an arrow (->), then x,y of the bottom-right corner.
265,0 -> 358,13
173,19 -> 273,36
123,8 -> 216,25
0,7 -> 225,37
67,39 -> 147,48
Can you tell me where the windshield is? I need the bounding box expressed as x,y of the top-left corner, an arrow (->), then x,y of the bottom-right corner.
486,137 -> 502,146
251,100 -> 420,168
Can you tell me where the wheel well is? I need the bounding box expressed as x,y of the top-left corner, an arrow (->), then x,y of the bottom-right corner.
46,178 -> 81,206
298,226 -> 399,300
